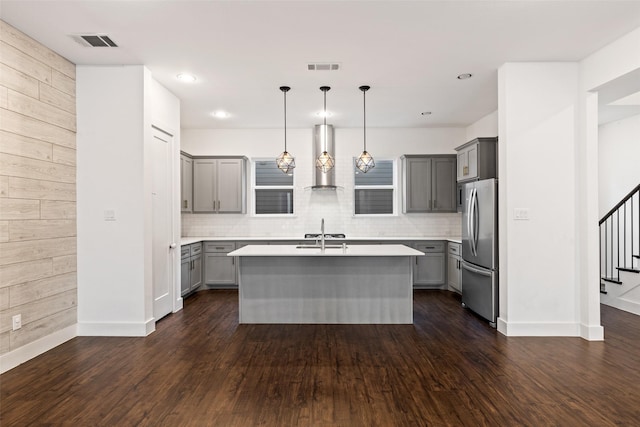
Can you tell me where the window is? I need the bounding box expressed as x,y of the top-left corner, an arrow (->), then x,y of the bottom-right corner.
354,159 -> 395,215
254,159 -> 294,215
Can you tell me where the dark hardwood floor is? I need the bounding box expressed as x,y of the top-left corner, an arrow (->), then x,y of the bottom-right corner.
2,290 -> 639,426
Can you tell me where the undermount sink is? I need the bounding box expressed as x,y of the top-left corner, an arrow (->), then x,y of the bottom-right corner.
296,244 -> 343,249
304,233 -> 346,239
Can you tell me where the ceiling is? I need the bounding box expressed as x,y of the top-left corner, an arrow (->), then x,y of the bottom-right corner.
3,1 -> 640,129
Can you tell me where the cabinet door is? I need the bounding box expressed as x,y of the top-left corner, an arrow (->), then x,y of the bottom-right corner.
447,254 -> 461,293
457,150 -> 467,181
405,157 -> 432,212
414,250 -> 445,287
193,159 -> 217,212
217,159 -> 243,213
181,258 -> 191,296
204,253 -> 237,285
190,254 -> 203,291
431,157 -> 456,212
467,144 -> 478,180
181,156 -> 193,212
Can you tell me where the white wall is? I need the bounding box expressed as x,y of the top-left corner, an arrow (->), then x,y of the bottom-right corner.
581,27 -> 640,92
581,26 -> 640,322
598,114 -> 640,216
498,62 -> 582,337
77,66 -> 181,335
465,111 -> 498,141
182,127 -> 466,238
77,66 -> 150,336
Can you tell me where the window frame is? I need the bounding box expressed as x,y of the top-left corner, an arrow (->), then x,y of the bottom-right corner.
353,158 -> 397,216
252,158 -> 296,217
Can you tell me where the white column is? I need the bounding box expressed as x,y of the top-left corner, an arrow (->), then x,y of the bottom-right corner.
498,62 -> 583,336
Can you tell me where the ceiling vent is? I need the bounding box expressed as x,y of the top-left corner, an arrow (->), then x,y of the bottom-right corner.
308,63 -> 340,71
71,34 -> 118,47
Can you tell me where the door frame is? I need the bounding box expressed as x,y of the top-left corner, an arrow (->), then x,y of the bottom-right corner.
150,124 -> 181,319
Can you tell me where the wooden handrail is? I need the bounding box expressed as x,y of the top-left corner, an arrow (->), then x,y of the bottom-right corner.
599,183 -> 640,225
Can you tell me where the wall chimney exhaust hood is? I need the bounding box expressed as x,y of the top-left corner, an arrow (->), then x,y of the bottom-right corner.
312,124 -> 337,190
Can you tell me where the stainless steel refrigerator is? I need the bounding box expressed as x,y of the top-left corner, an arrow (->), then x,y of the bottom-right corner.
461,178 -> 499,327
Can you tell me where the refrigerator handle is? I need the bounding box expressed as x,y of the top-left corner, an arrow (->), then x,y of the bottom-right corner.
469,188 -> 478,257
461,261 -> 492,277
473,187 -> 479,256
467,187 -> 474,256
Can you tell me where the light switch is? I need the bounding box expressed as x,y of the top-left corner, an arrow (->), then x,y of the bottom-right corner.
514,208 -> 529,220
104,210 -> 116,221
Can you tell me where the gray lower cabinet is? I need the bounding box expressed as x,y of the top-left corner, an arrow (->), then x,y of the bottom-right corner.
402,155 -> 457,213
447,242 -> 461,293
190,252 -> 203,291
204,242 -> 237,287
413,241 -> 446,288
181,243 -> 203,297
180,247 -> 190,296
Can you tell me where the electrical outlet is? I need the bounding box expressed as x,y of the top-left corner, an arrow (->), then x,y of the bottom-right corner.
12,314 -> 22,330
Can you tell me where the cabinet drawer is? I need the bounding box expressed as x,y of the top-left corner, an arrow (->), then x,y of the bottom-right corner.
448,242 -> 461,256
416,241 -> 445,253
190,243 -> 202,256
205,242 -> 236,253
181,246 -> 190,260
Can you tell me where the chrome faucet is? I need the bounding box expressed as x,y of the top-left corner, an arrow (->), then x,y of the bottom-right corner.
320,218 -> 325,251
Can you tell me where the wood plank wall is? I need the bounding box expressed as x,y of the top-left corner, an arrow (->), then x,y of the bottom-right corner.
0,21 -> 77,355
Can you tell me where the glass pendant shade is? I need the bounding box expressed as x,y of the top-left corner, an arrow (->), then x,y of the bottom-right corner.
315,151 -> 335,173
276,151 -> 295,174
356,150 -> 375,173
276,86 -> 295,174
316,86 -> 335,173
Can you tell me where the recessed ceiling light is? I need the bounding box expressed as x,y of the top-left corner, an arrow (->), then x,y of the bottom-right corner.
177,73 -> 197,83
212,111 -> 229,119
421,112 -> 432,116
315,111 -> 333,118
457,73 -> 473,80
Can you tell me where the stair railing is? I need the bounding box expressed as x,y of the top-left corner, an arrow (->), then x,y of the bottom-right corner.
600,183 -> 640,291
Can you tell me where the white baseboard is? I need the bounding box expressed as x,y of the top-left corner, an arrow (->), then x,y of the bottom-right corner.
174,296 -> 183,312
580,323 -> 604,341
77,318 -> 155,337
601,298 -> 640,316
0,324 -> 77,374
497,319 -> 581,337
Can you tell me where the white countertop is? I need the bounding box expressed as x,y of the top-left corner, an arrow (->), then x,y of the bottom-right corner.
228,244 -> 425,257
182,236 -> 462,245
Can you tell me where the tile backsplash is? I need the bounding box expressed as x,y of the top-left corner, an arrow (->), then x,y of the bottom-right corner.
182,209 -> 461,238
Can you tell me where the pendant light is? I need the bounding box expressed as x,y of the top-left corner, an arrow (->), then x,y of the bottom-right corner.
276,86 -> 295,174
355,85 -> 375,173
315,86 -> 335,173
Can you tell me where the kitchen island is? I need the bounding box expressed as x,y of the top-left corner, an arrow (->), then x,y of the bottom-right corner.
228,244 -> 424,324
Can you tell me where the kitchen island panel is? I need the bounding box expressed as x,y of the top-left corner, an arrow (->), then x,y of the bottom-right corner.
238,256 -> 413,324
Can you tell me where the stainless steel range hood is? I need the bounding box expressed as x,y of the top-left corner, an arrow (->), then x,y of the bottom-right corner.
313,124 -> 336,189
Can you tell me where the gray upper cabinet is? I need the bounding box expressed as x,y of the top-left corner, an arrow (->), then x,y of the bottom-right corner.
180,153 -> 193,213
403,155 -> 456,213
193,157 -> 246,213
455,137 -> 497,183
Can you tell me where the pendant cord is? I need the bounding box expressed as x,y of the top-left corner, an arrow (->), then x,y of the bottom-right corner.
283,90 -> 287,152
323,90 -> 327,127
363,89 -> 366,152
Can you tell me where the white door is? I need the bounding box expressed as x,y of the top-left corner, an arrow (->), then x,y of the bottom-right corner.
151,127 -> 174,321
